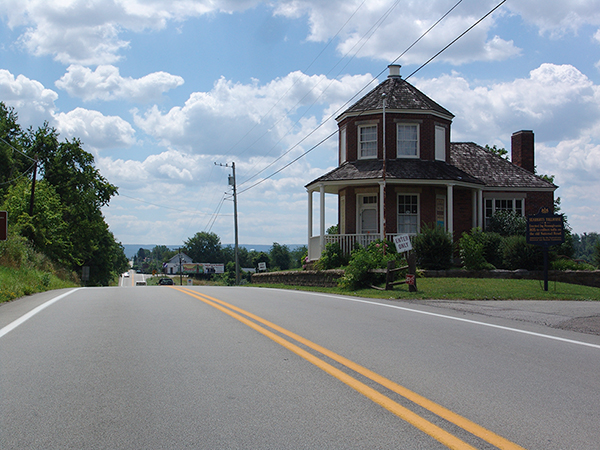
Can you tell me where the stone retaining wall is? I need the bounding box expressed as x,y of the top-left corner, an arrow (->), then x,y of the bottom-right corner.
252,269 -> 600,289
251,270 -> 344,287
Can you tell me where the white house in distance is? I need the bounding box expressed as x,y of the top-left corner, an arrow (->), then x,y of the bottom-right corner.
164,252 -> 193,274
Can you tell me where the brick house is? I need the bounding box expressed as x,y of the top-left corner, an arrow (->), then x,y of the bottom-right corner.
305,65 -> 556,260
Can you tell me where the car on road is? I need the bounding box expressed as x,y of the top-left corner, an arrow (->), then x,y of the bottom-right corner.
135,280 -> 147,286
158,278 -> 174,285
123,272 -> 130,278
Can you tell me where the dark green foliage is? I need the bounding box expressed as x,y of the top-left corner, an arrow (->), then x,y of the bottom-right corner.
551,258 -> 595,271
412,224 -> 453,270
315,242 -> 348,270
269,242 -> 291,271
184,231 -> 223,263
459,228 -> 503,270
290,245 -> 308,269
572,232 -> 600,263
501,235 -> 544,270
594,241 -> 600,268
0,105 -> 127,285
339,240 -> 399,290
459,229 -> 493,270
488,210 -> 527,236
484,144 -> 508,159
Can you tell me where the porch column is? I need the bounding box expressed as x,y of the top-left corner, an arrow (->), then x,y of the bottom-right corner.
478,189 -> 483,228
447,183 -> 454,239
472,190 -> 477,229
307,189 -> 313,241
319,184 -> 325,251
379,181 -> 385,240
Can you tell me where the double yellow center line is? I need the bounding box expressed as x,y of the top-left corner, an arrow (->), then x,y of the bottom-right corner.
174,287 -> 525,450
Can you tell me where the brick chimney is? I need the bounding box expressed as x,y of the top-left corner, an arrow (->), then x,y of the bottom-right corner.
511,130 -> 535,173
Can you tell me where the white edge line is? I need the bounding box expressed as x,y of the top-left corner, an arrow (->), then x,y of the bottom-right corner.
263,288 -> 600,350
0,288 -> 82,339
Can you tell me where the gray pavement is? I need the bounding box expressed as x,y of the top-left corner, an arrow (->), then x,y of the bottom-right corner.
406,299 -> 600,336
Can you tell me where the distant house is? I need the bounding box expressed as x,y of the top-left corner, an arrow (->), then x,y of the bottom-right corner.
164,252 -> 193,274
305,64 -> 556,261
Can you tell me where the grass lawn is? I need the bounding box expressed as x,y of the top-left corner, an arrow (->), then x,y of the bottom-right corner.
250,277 -> 600,301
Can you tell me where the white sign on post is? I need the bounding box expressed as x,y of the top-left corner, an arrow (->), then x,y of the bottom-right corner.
393,234 -> 413,253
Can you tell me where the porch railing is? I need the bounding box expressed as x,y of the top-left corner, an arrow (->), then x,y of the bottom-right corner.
309,233 -> 400,260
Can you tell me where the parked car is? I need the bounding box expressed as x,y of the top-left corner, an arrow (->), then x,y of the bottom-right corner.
158,278 -> 174,285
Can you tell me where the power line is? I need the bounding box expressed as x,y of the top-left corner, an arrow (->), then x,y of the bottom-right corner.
237,0 -> 505,194
407,0 -> 507,79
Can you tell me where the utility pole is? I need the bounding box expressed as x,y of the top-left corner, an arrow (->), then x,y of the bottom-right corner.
215,162 -> 240,285
382,93 -> 387,254
29,157 -> 38,217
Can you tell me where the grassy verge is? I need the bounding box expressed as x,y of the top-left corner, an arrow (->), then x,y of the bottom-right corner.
0,265 -> 78,303
250,277 -> 600,301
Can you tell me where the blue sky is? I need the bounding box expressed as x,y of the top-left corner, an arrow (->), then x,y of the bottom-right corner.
1,0 -> 600,246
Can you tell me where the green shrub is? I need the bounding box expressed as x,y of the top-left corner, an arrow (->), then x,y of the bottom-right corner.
315,242 -> 348,270
551,258 -> 596,271
459,228 -> 502,270
339,240 -> 399,290
459,231 -> 492,270
413,224 -> 453,270
501,235 -> 544,270
488,210 -> 527,236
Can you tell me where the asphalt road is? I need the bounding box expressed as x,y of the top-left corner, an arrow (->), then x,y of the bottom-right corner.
1,285 -> 599,449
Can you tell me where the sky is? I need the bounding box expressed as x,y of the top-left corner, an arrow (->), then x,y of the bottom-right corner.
1,0 -> 600,247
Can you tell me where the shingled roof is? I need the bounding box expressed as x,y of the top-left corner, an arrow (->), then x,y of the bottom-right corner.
307,158 -> 482,187
450,142 -> 556,189
338,76 -> 454,120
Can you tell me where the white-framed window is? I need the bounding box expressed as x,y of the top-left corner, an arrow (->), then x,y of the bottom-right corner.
340,127 -> 347,164
398,194 -> 419,234
397,123 -> 419,158
359,125 -> 377,159
435,125 -> 446,161
484,198 -> 524,229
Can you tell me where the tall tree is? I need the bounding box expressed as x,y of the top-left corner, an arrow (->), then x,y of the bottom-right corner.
269,242 -> 291,270
184,232 -> 223,263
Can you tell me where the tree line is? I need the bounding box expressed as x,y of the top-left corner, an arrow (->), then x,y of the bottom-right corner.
0,102 -> 128,285
133,231 -> 307,277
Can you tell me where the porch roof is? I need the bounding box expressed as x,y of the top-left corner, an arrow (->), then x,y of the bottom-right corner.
450,142 -> 557,189
305,158 -> 483,191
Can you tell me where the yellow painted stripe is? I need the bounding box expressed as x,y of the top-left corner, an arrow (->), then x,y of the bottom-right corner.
178,287 -> 527,450
174,287 -> 489,450
189,289 -> 525,450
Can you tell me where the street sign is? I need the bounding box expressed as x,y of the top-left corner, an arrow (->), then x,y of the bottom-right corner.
0,211 -> 7,241
393,234 -> 413,253
258,262 -> 267,272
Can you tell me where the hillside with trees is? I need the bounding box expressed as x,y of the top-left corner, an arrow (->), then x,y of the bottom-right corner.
0,102 -> 128,290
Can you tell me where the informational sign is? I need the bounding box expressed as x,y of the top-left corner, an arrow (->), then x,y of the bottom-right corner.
0,211 -> 7,241
258,262 -> 267,272
527,207 -> 564,247
393,234 -> 413,253
202,263 -> 224,274
405,274 -> 416,286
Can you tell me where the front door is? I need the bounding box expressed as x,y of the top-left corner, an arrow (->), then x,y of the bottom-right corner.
358,195 -> 378,234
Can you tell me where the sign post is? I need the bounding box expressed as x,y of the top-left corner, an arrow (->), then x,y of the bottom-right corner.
0,211 -> 7,241
526,207 -> 564,291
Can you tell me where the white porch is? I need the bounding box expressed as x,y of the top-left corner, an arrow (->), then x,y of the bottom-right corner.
307,182 -> 484,261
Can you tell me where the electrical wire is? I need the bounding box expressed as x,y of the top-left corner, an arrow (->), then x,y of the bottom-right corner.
237,0 -> 505,195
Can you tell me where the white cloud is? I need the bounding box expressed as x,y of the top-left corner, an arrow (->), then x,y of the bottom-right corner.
0,69 -> 58,126
5,0 -> 598,67
54,107 -> 137,149
415,64 -> 600,144
133,71 -> 375,156
0,0 -> 261,65
55,65 -> 184,102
